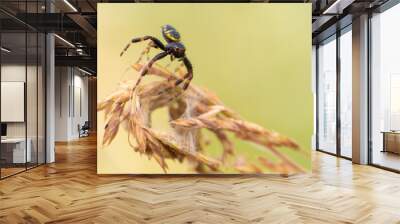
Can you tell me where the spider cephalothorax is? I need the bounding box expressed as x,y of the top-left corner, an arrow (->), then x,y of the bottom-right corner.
120,24 -> 193,91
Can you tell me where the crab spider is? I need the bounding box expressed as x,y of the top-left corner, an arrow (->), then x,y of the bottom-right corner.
120,24 -> 193,91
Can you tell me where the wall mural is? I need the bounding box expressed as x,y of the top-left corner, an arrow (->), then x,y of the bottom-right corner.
97,3 -> 312,174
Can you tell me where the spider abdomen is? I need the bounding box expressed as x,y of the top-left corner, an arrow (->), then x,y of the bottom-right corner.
162,24 -> 181,42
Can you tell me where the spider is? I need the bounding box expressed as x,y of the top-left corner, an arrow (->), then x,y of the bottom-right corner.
120,24 -> 193,92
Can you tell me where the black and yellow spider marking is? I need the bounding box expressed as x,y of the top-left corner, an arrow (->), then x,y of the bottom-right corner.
120,24 -> 193,92
162,24 -> 181,42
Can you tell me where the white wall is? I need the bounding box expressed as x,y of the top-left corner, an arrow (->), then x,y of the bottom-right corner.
1,65 -> 28,140
72,73 -> 89,138
1,65 -> 38,137
55,67 -> 89,141
55,67 -> 70,141
1,63 -> 46,163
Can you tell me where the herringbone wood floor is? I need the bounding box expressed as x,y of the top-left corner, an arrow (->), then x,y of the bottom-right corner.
1,135 -> 400,224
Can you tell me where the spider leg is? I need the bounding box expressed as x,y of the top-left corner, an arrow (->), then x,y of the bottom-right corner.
175,57 -> 193,90
131,51 -> 169,92
135,42 -> 153,64
156,57 -> 193,96
120,35 -> 165,57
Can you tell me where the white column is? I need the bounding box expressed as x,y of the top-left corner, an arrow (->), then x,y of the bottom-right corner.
45,0 -> 56,163
352,14 -> 369,164
46,32 -> 55,163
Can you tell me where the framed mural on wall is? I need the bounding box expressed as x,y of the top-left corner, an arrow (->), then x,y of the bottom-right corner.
97,3 -> 312,174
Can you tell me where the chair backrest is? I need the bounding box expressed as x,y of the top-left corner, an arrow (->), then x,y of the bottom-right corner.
82,121 -> 90,129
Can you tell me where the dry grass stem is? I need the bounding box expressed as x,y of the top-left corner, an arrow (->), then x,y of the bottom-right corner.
98,43 -> 307,173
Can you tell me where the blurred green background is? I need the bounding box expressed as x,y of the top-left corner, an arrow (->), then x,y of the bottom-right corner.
98,3 -> 312,174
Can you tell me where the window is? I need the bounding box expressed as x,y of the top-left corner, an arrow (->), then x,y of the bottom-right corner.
371,3 -> 400,171
339,27 -> 352,158
317,36 -> 337,154
0,1 -> 46,179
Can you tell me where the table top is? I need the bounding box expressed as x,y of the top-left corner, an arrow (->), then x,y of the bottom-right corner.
1,138 -> 28,143
381,131 -> 400,134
